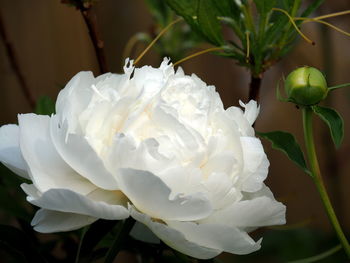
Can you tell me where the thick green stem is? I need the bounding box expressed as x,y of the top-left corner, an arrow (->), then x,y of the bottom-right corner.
104,218 -> 136,263
302,107 -> 350,258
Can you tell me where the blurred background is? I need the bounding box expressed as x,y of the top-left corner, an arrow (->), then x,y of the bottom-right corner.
0,0 -> 350,262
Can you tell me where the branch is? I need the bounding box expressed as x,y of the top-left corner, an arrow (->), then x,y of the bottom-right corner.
248,75 -> 262,102
80,7 -> 109,74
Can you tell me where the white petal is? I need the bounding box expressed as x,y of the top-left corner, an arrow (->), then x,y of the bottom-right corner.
240,137 -> 265,173
130,222 -> 160,244
50,115 -> 119,190
0,124 -> 29,179
27,188 -> 129,220
132,59 -> 174,90
21,183 -> 40,198
240,136 -> 268,192
56,71 -> 94,134
106,135 -> 174,176
225,107 -> 254,137
18,114 -> 95,194
243,184 -> 275,199
130,206 -> 221,259
240,100 -> 260,125
157,165 -> 204,198
242,155 -> 269,192
32,209 -> 97,233
202,173 -> 242,209
202,152 -> 236,177
204,196 -> 286,228
209,111 -> 243,161
117,168 -> 212,221
166,221 -> 261,255
152,105 -> 200,158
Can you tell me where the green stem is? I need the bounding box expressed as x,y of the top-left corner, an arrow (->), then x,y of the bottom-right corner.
328,82 -> 350,91
302,107 -> 350,259
75,226 -> 88,263
104,218 -> 136,263
288,244 -> 341,263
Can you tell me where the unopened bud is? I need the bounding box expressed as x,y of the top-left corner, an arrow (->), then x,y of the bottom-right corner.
285,67 -> 328,106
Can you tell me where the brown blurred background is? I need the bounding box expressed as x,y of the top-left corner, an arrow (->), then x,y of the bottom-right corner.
0,0 -> 350,235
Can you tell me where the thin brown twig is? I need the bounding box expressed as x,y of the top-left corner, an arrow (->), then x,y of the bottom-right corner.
0,11 -> 36,109
77,2 -> 108,74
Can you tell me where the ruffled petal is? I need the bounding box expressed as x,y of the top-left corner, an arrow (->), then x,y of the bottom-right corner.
31,209 -> 97,233
117,168 -> 212,221
0,124 -> 29,179
203,196 -> 286,228
225,107 -> 254,137
106,135 -> 175,176
166,221 -> 261,255
242,155 -> 269,192
240,100 -> 260,126
55,71 -> 95,134
130,206 -> 221,259
240,136 -> 268,192
25,187 -> 129,220
202,172 -> 242,209
50,115 -> 119,190
18,114 -> 95,194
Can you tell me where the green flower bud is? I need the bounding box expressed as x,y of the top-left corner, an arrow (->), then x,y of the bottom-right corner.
285,66 -> 328,106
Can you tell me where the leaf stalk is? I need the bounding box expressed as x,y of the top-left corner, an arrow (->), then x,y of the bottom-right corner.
302,107 -> 350,259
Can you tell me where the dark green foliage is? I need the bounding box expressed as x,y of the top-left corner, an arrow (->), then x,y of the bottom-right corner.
258,131 -> 310,175
312,105 -> 344,148
35,96 -> 55,116
140,0 -> 203,62
145,0 -> 173,26
197,0 -> 224,46
164,0 -> 325,76
254,0 -> 276,16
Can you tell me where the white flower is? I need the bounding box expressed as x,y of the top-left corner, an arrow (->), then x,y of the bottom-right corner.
0,58 -> 285,259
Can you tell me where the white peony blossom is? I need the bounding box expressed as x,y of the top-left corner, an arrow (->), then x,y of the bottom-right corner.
0,58 -> 285,259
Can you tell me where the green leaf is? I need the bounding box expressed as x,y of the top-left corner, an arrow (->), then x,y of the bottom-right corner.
282,0 -> 295,10
35,96 -> 55,116
254,0 -> 276,16
80,219 -> 118,258
276,79 -> 289,102
165,0 -> 224,46
144,0 -> 173,26
312,105 -> 344,148
301,0 -> 325,17
165,0 -> 198,27
197,0 -> 224,45
264,12 -> 289,46
257,131 -> 310,174
213,0 -> 240,19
